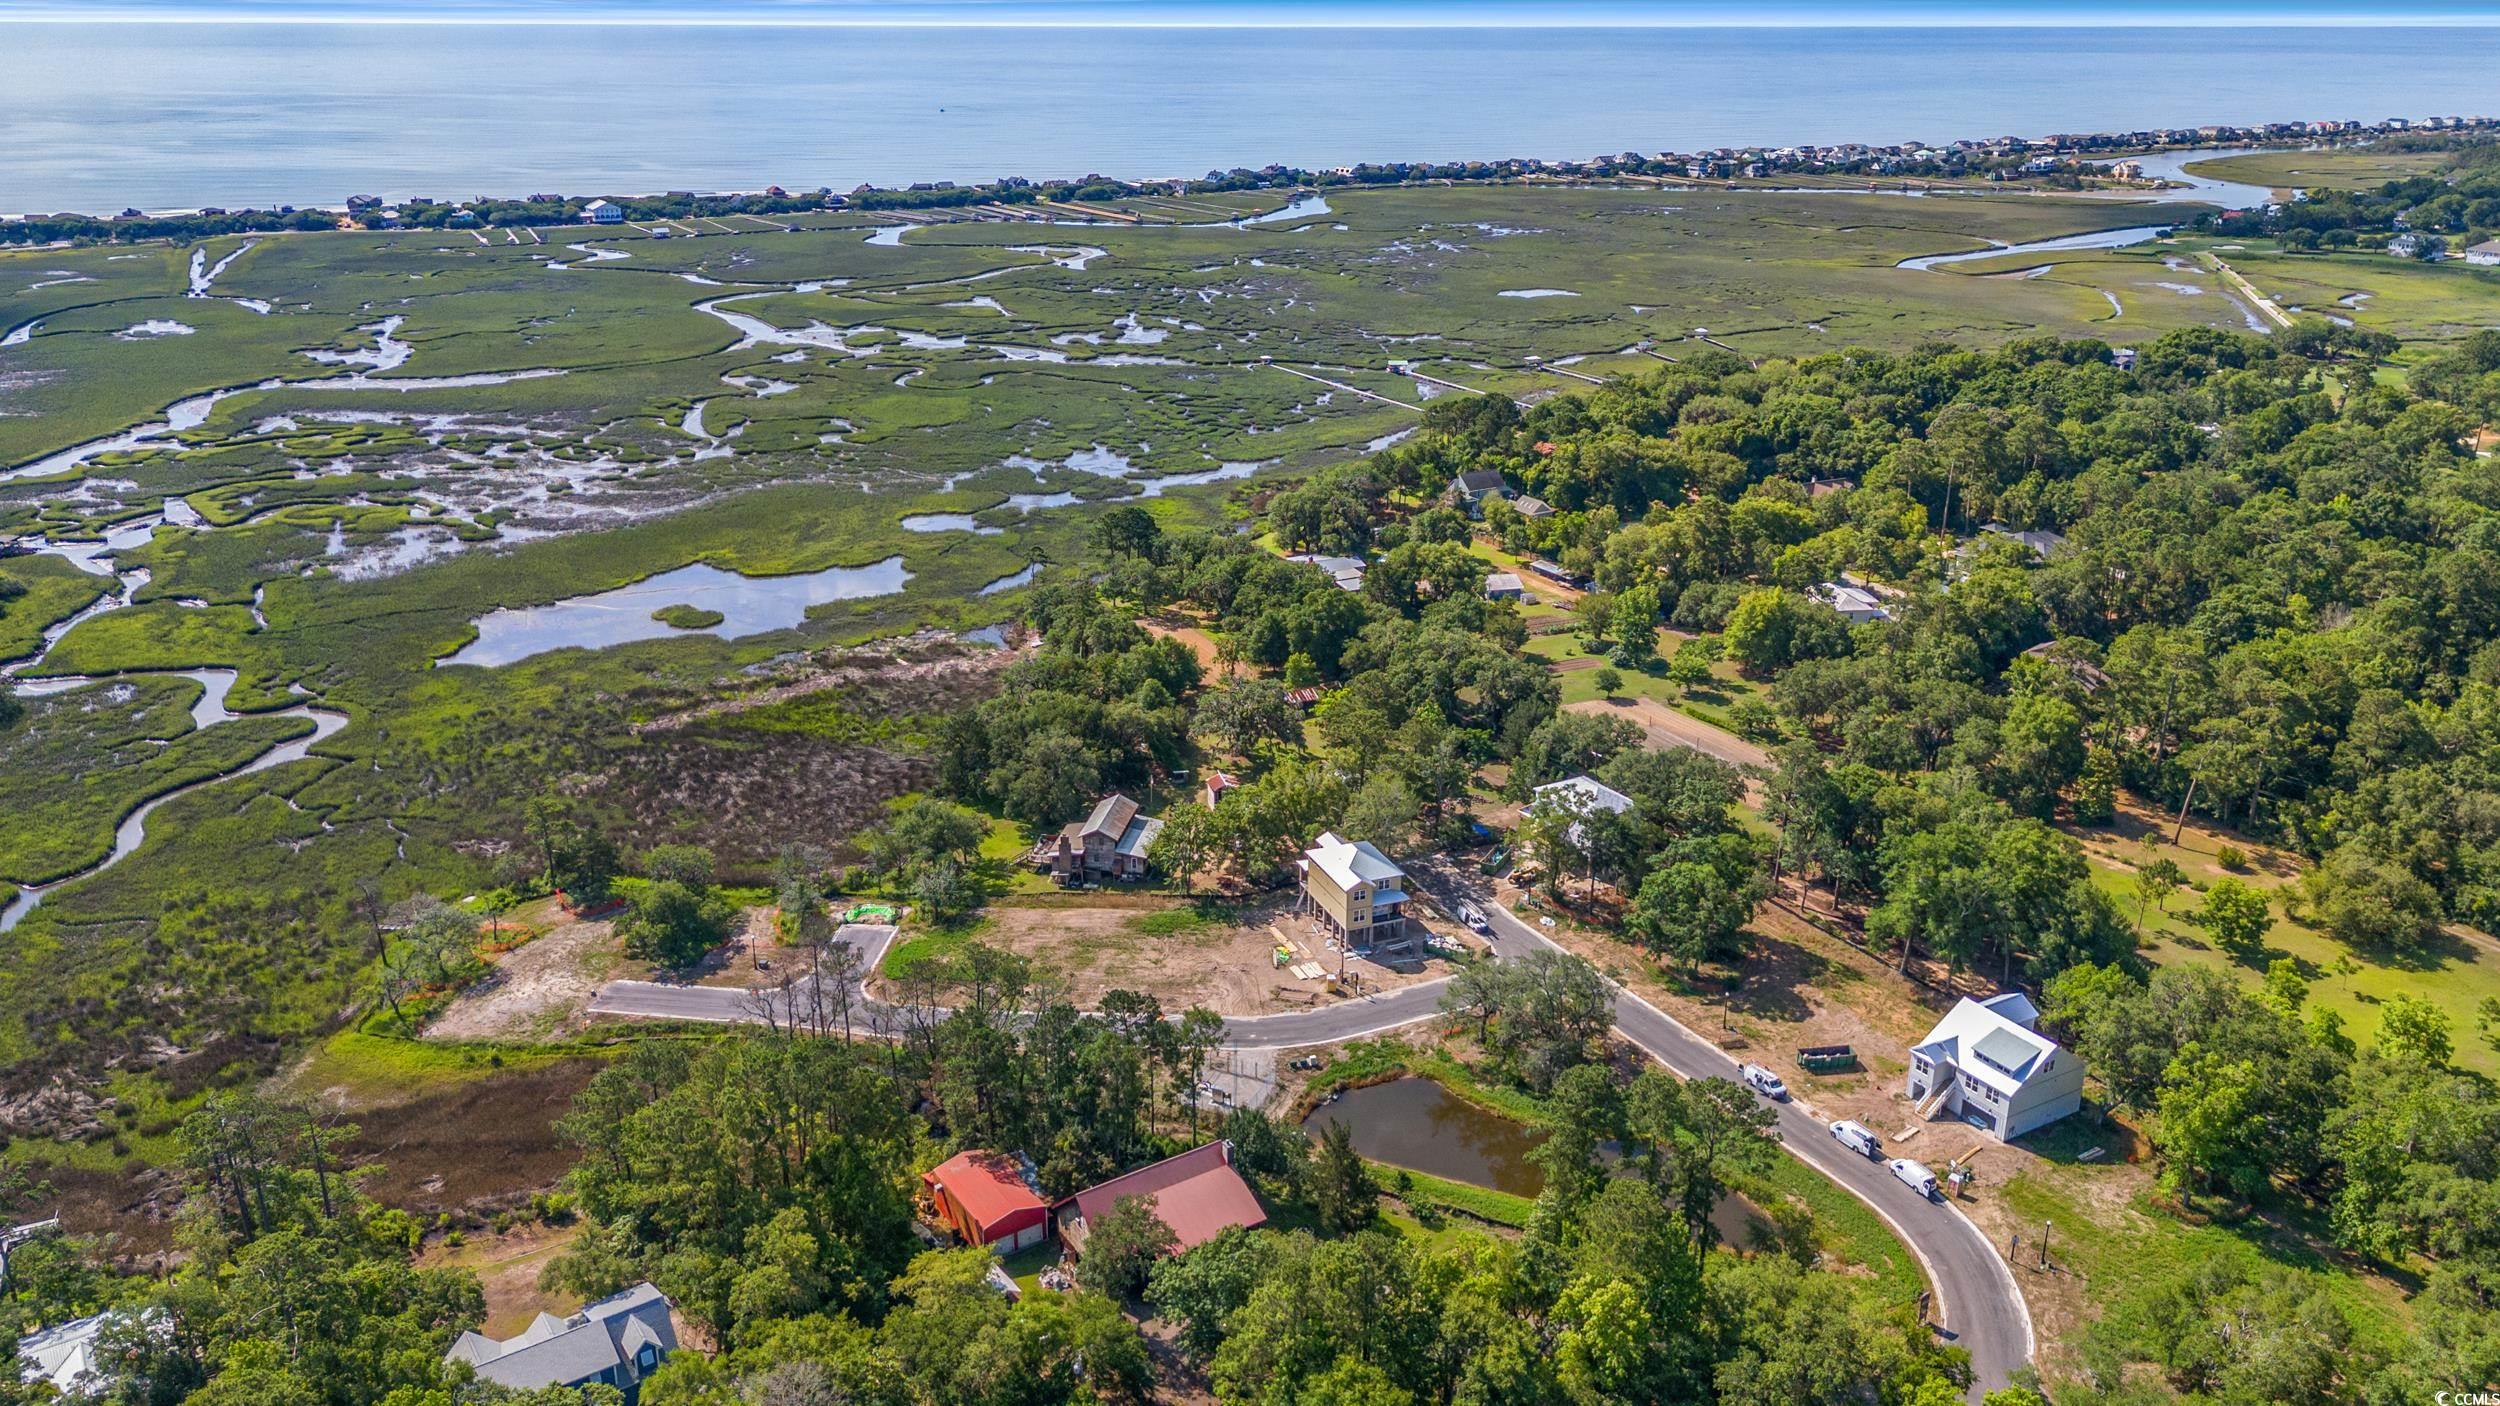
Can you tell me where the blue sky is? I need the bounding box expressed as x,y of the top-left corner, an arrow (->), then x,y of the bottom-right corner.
6,0 -> 2496,21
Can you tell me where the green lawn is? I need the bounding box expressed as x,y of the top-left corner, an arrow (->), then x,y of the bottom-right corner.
2068,818 -> 2500,1076
2000,1138 -> 2413,1366
880,915 -> 994,974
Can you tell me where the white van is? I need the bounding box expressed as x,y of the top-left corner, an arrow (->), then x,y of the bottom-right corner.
1888,1158 -> 1940,1201
1739,1063 -> 1789,1101
1829,1120 -> 1881,1159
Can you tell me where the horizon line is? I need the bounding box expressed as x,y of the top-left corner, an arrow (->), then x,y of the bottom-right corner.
7,10 -> 2500,24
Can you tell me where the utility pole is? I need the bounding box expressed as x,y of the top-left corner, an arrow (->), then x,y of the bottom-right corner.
2038,1219 -> 2053,1269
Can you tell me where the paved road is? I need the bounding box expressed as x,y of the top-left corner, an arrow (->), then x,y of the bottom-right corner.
1462,899 -> 2033,1394
588,903 -> 2032,1393
590,923 -> 1465,1048
589,923 -> 901,1025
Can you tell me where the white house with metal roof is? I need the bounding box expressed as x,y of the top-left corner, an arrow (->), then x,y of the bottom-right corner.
1904,992 -> 2085,1141
18,1312 -> 117,1396
1528,774 -> 1634,848
1284,553 -> 1368,592
1811,581 -> 1892,624
446,1281 -> 676,1394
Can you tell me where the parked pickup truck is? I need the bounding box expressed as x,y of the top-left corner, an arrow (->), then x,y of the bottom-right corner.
1797,1044 -> 1859,1073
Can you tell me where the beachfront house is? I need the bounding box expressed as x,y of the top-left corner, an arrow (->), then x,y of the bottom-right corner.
581,199 -> 625,225
924,1150 -> 1052,1252
445,1283 -> 676,1395
1036,794 -> 1164,883
1054,1141 -> 1266,1256
1904,992 -> 2086,1141
1297,831 -> 1413,955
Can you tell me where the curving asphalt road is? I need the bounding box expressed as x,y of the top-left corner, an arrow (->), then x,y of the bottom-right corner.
588,898 -> 2032,1394
1461,902 -> 2036,1395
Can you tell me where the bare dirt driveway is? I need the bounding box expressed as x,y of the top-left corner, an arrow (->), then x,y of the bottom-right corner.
424,917 -> 622,1042
1566,696 -> 1770,781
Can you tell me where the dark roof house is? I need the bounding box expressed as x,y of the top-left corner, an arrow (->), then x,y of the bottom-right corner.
1037,793 -> 1164,882
1445,469 -> 1513,515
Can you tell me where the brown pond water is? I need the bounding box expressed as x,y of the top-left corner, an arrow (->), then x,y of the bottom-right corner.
1302,1076 -> 1767,1243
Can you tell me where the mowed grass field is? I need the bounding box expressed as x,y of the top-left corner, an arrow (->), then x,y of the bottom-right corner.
2067,801 -> 2500,1077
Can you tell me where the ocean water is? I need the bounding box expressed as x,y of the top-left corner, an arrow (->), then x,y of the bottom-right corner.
4,23 -> 2498,214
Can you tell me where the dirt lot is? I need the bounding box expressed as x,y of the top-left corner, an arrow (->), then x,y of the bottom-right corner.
689,906 -> 804,988
1143,617 -> 1230,676
953,892 -> 1467,1015
1565,695 -> 1770,774
424,917 -> 623,1042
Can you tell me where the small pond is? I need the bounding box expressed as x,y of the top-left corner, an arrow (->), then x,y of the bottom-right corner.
978,563 -> 1043,596
444,555 -> 911,667
1306,1077 -> 1547,1195
1303,1077 -> 1767,1242
900,513 -> 1005,536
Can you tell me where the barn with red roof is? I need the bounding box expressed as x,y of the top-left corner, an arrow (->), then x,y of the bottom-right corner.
923,1150 -> 1051,1252
1053,1140 -> 1266,1255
